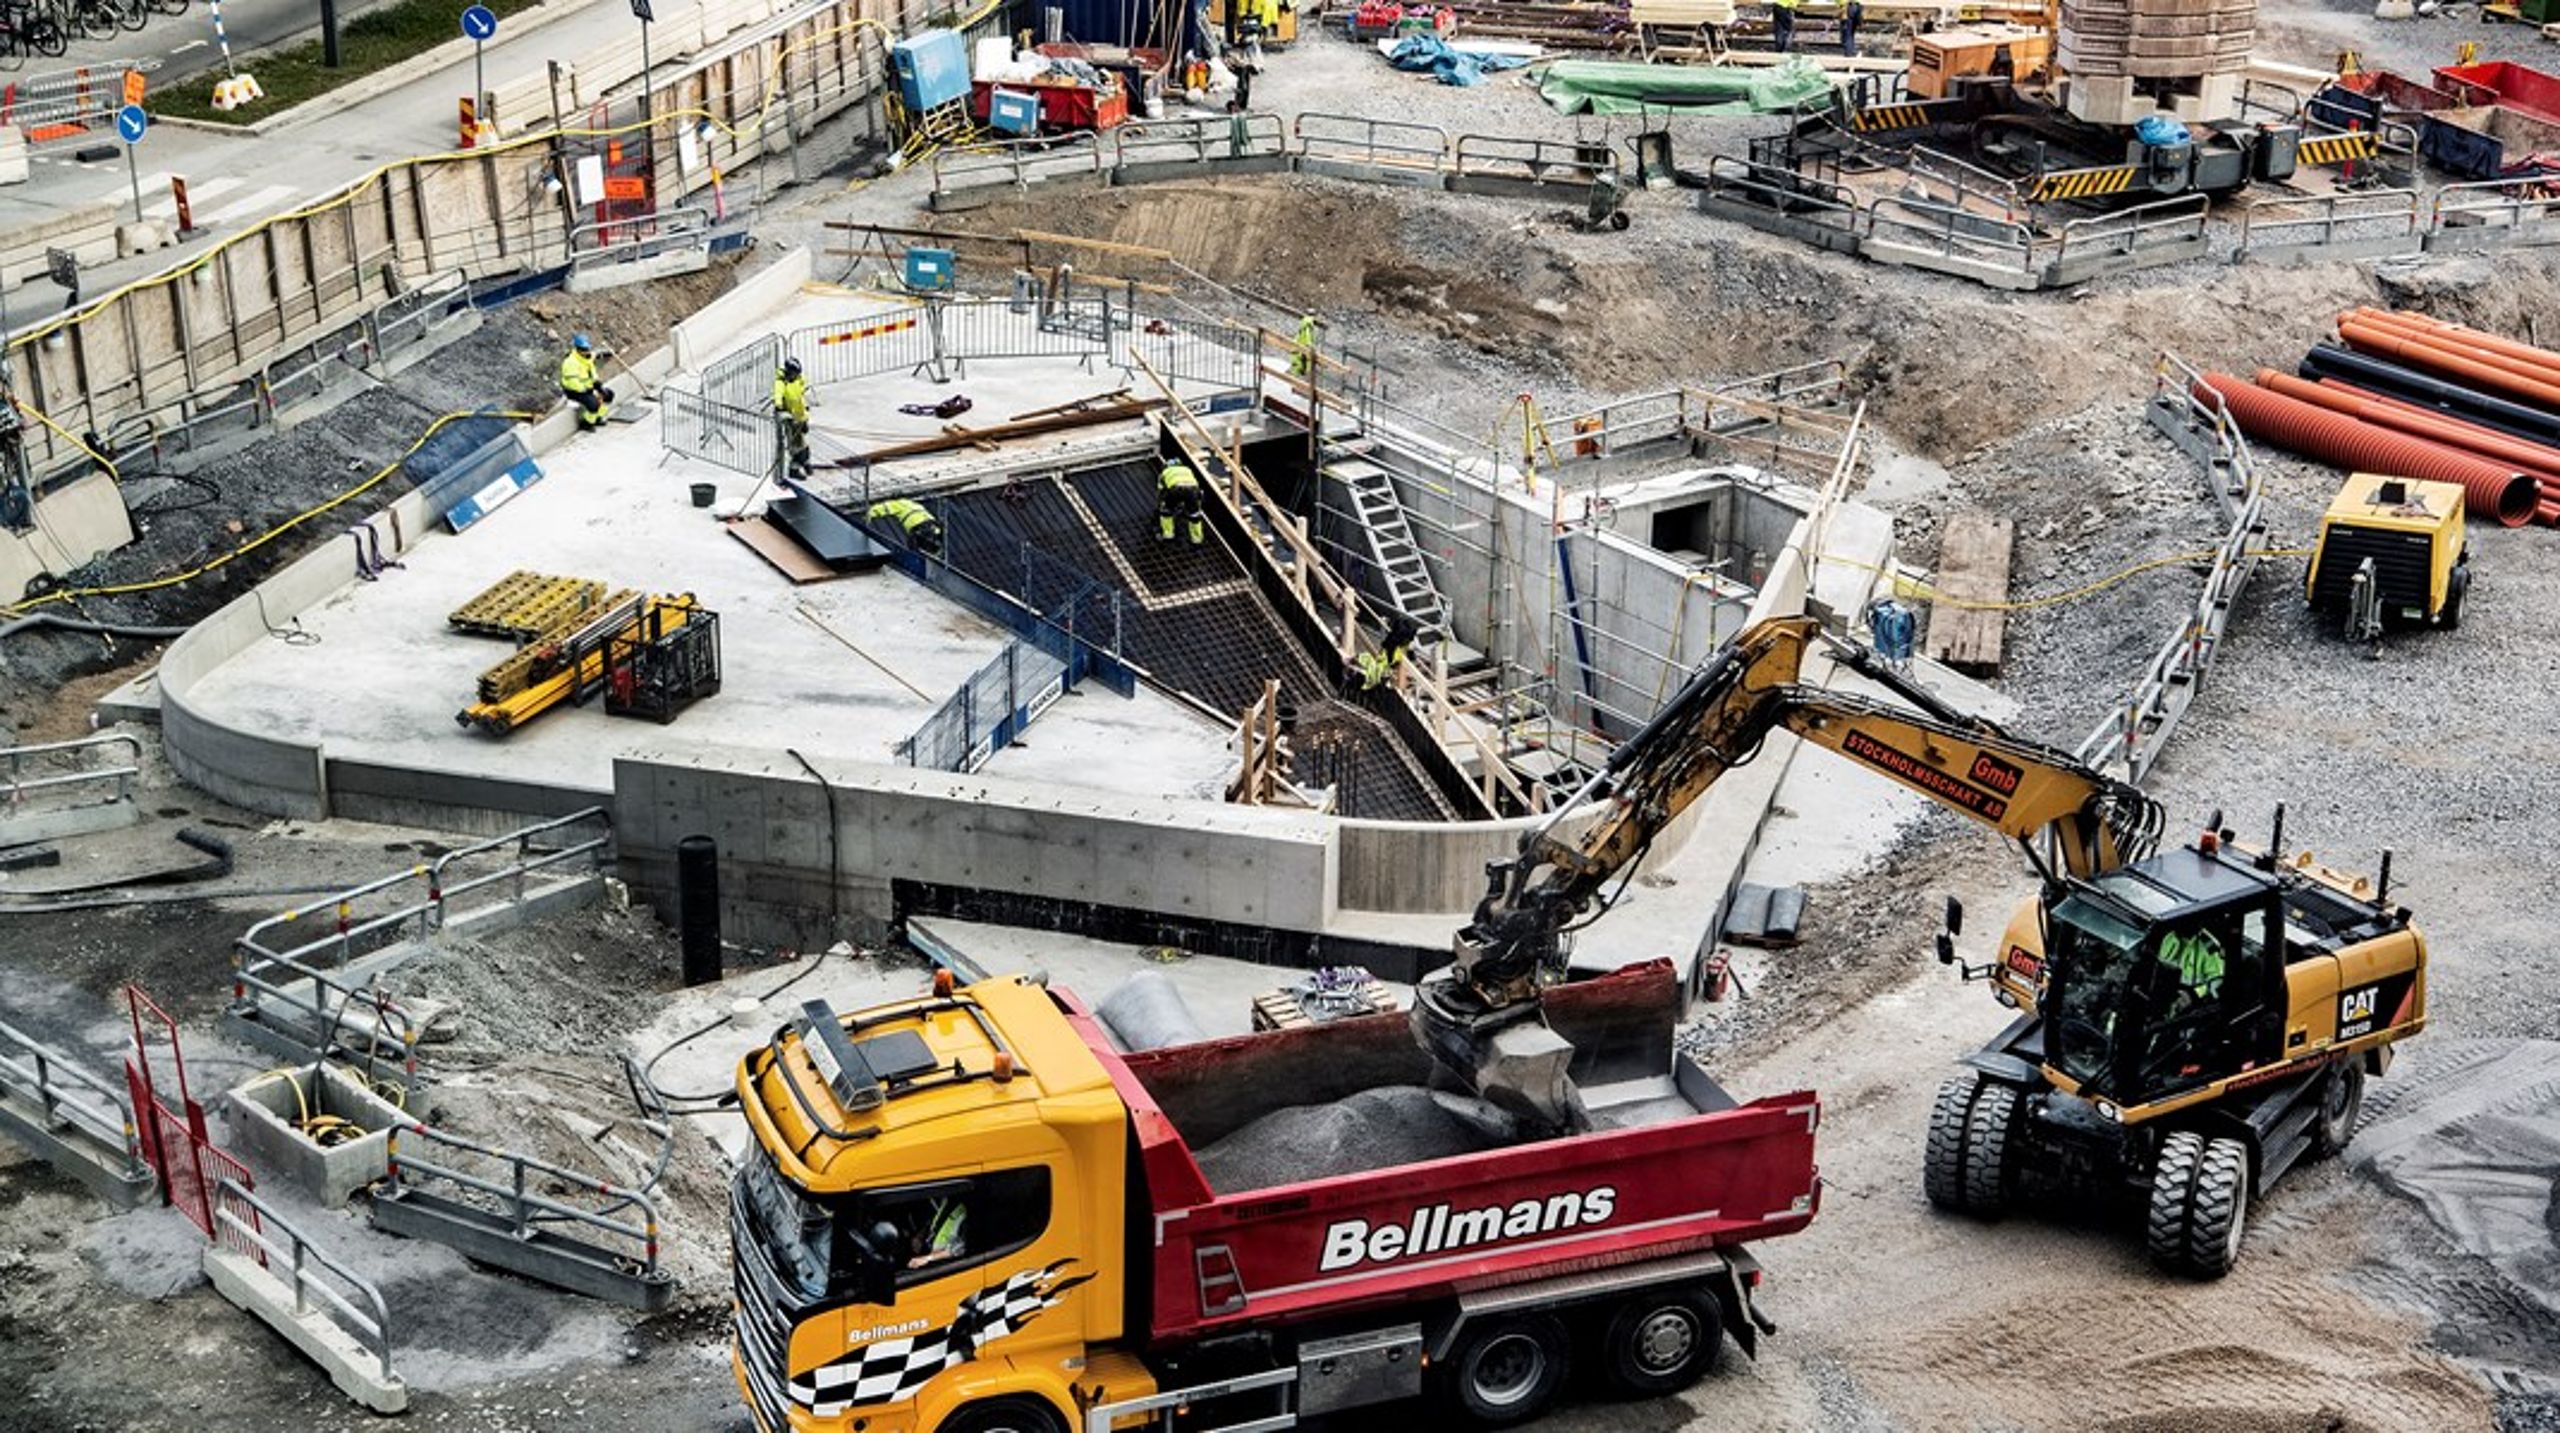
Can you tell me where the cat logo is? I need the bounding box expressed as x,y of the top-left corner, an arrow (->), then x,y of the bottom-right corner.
2337,986 -> 2380,1039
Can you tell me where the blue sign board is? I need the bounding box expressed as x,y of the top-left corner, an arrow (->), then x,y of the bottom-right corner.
115,104 -> 148,144
460,4 -> 497,38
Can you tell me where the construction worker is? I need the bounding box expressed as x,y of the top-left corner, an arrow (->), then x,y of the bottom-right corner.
774,355 -> 811,475
907,1198 -> 966,1268
867,498 -> 945,557
1840,0 -> 1862,54
1359,613 -> 1419,691
1769,0 -> 1797,53
1289,314 -> 1319,377
2159,927 -> 2226,1004
1158,461 -> 1205,545
559,334 -> 614,430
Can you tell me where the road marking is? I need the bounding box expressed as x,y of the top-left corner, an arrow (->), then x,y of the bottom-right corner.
192,182 -> 301,227
136,173 -> 241,221
171,38 -> 206,52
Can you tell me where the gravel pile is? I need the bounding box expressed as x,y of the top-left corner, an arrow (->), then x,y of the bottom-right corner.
1192,1085 -> 1504,1194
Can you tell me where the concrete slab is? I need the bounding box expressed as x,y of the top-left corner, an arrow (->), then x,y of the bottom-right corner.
177,306 -> 1238,805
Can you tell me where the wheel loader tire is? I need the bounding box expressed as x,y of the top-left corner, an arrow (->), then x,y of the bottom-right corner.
2181,1136 -> 2251,1279
1924,1074 -> 1983,1213
2145,1130 -> 2205,1276
944,1396 -> 1067,1433
2309,1063 -> 2366,1161
1960,1081 -> 2022,1217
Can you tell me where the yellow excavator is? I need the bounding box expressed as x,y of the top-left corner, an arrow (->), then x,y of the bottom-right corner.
1413,614 -> 2427,1278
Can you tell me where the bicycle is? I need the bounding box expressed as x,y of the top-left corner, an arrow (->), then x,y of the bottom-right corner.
68,0 -> 118,41
116,0 -> 149,32
151,0 -> 188,13
0,0 -> 68,55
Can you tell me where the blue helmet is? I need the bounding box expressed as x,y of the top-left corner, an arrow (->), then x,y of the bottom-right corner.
572,333 -> 594,353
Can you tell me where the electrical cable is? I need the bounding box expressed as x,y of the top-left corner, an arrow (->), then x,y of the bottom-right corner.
1827,546 -> 2317,613
634,943 -> 839,1112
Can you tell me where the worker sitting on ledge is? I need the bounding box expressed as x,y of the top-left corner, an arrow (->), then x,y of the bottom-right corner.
559,334 -> 614,430
868,498 -> 945,558
1158,461 -> 1205,545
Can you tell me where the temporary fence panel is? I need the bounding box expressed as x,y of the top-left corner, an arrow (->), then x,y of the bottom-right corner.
1450,134 -> 1617,196
0,1018 -> 153,1206
1865,195 -> 2041,290
1698,154 -> 1871,254
1113,113 -> 1290,177
704,331 -> 783,412
1293,112 -> 1452,185
2043,194 -> 2210,285
1113,316 -> 1262,396
791,307 -> 933,383
2427,179 -> 2560,251
929,132 -> 1110,207
896,639 -> 1074,773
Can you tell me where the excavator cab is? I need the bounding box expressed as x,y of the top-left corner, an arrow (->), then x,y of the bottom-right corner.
2039,857 -> 2287,1111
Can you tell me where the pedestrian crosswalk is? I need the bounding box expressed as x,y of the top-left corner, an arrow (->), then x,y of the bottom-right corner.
74,171 -> 304,230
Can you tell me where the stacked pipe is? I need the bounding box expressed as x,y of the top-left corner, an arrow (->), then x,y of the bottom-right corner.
2321,308 -> 2560,526
2194,374 -> 2541,527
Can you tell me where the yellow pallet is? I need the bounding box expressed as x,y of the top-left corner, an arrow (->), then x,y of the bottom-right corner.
449,571 -> 620,642
1250,980 -> 1403,1032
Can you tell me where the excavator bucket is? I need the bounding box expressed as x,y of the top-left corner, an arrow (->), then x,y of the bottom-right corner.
1411,987 -> 1590,1134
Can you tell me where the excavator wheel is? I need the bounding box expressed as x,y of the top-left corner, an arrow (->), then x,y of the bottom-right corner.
2308,1062 -> 2366,1161
2146,1131 -> 2251,1279
1960,1081 -> 2024,1217
1923,1073 -> 1983,1213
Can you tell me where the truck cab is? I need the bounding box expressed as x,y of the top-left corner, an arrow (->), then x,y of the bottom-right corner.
732,978 -> 1146,1433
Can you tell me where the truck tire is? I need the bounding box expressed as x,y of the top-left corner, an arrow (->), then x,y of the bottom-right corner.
1439,1313 -> 1571,1426
2309,1063 -> 2365,1161
1923,1073 -> 1982,1213
943,1397 -> 1067,1433
2144,1130 -> 2205,1276
1960,1081 -> 2023,1217
2181,1137 -> 2251,1279
1599,1288 -> 1723,1398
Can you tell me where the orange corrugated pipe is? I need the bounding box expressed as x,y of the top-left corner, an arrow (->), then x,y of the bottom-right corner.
2260,371 -> 2560,484
2348,311 -> 2560,397
2197,373 -> 2538,526
2339,318 -> 2560,412
2316,380 -> 2560,485
2351,309 -> 2560,385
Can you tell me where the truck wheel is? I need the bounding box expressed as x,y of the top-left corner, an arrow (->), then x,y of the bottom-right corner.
2181,1137 -> 2251,1279
2145,1131 -> 2205,1277
1599,1289 -> 1723,1398
1923,1073 -> 1982,1213
2309,1063 -> 2366,1161
1440,1314 -> 1571,1426
1961,1081 -> 2023,1218
943,1397 -> 1066,1433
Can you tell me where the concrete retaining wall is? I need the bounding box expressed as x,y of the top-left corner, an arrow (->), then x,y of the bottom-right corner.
612,750 -> 1342,952
669,246 -> 815,375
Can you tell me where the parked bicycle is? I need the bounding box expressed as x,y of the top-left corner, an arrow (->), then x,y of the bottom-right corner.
0,0 -> 69,60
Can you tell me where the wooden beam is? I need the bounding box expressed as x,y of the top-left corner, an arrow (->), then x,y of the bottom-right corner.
1012,228 -> 1174,262
841,397 -> 1165,463
1924,511 -> 2014,677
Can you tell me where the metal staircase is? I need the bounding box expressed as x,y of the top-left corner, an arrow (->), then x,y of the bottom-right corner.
1325,453 -> 1449,631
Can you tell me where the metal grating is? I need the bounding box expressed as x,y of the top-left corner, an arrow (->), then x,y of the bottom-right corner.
937,463 -> 1455,821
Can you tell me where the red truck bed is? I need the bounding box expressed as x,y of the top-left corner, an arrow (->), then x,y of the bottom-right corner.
1069,962 -> 1821,1344
2435,61 -> 2560,127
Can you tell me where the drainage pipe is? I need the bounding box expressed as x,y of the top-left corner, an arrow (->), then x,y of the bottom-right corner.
2195,374 -> 2539,527
2302,346 -> 2560,445
0,613 -> 190,641
2338,319 -> 2560,413
2347,308 -> 2560,387
2255,371 -> 2560,486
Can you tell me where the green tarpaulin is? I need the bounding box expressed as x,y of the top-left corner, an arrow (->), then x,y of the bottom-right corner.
1538,56 -> 1835,116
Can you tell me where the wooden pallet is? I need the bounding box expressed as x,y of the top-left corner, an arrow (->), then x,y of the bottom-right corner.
1250,979 -> 1403,1032
448,571 -> 624,642
1924,511 -> 2014,677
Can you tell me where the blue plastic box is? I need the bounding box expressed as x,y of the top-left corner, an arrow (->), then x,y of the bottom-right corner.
903,246 -> 956,292
988,87 -> 1040,136
891,30 -> 971,113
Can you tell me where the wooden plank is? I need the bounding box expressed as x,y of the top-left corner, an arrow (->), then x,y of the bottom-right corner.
1924,511 -> 2014,677
726,517 -> 839,585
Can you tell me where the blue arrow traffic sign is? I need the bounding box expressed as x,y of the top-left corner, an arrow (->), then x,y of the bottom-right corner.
115,104 -> 147,144
460,4 -> 497,39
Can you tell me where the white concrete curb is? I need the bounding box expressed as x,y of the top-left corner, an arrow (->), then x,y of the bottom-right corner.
202,1245 -> 408,1414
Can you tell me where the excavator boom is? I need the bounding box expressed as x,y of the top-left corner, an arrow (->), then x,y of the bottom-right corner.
1413,615 -> 2161,1129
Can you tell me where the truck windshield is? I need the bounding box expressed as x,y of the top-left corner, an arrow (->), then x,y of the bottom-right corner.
739,1153 -> 839,1304
2046,893 -> 2148,1091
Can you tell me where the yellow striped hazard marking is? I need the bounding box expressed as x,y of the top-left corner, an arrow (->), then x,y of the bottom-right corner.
1850,103 -> 1933,133
2297,132 -> 2380,166
815,316 -> 920,346
2029,166 -> 2139,203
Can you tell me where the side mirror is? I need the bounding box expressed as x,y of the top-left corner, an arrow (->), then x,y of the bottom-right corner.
857,1221 -> 905,1306
1935,933 -> 1956,966
1943,896 -> 1964,936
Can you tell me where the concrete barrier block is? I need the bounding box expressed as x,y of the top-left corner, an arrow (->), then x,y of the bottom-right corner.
226,1066 -> 404,1206
203,1246 -> 407,1413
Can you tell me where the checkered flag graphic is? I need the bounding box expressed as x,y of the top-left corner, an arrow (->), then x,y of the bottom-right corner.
793,1259 -> 1097,1416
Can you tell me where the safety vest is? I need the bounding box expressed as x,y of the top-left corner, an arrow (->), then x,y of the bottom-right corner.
774,371 -> 809,421
869,499 -> 933,534
559,351 -> 600,393
925,1200 -> 966,1258
1160,464 -> 1199,493
2160,930 -> 2224,999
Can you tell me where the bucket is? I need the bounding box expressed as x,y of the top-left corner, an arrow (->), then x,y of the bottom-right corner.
690,482 -> 716,508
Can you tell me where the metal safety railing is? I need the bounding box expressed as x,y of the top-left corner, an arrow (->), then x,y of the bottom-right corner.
1,731 -> 142,811
212,1177 -> 399,1385
1453,133 -> 1616,188
2075,351 -> 2266,784
2047,193 -> 2211,273
379,1121 -> 667,1290
896,637 -> 1074,773
1294,111 -> 1451,176
1702,153 -> 1869,235
1866,194 -> 2039,278
229,808 -> 611,1084
659,385 -> 778,479
568,205 -> 713,269
1114,112 -> 1288,169
0,1018 -> 149,1187
928,131 -> 1107,203
2237,187 -> 2423,259
789,306 -> 932,384
1906,144 -> 2025,222
2427,179 -> 2560,247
